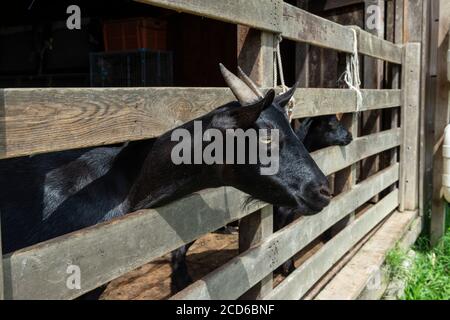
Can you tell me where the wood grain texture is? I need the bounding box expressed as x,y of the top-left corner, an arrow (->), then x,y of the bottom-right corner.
238,206 -> 274,299
359,1 -> 385,203
237,28 -> 275,300
135,0 -> 283,33
0,126 -> 401,300
353,26 -> 403,64
282,3 -> 401,63
0,88 -> 401,159
263,190 -> 399,300
282,3 -> 354,53
357,215 -> 422,300
134,1 -> 401,62
312,128 -> 401,177
171,164 -> 399,300
315,209 -> 417,300
430,0 -> 450,245
292,89 -> 401,118
399,43 -> 421,211
2,187 -> 266,300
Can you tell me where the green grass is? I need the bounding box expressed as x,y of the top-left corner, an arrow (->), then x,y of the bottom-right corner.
385,228 -> 450,300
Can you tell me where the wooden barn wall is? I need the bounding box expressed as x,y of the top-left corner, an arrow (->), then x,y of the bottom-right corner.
429,0 -> 450,244
169,14 -> 237,87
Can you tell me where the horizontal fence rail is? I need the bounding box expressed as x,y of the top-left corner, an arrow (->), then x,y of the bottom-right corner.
2,128 -> 401,299
136,0 -> 284,33
136,0 -> 402,63
0,88 -> 401,159
264,190 -> 399,300
2,187 -> 265,300
0,0 -> 411,301
171,164 -> 400,300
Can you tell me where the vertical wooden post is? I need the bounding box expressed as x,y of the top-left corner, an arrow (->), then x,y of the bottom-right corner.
399,43 -> 421,212
430,0 -> 450,246
361,0 -> 385,201
329,113 -> 358,236
424,0 -> 439,226
402,0 -> 430,221
387,0 -> 403,186
0,214 -> 4,300
295,0 -> 309,88
237,27 -> 274,87
238,205 -> 273,299
237,26 -> 275,299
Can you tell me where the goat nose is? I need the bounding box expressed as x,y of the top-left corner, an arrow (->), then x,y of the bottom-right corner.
319,184 -> 332,199
305,180 -> 331,203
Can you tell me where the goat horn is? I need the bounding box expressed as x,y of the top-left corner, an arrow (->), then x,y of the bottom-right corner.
237,66 -> 264,99
219,63 -> 259,105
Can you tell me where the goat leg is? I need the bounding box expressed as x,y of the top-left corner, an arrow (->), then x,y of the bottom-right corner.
170,241 -> 195,294
273,207 -> 296,276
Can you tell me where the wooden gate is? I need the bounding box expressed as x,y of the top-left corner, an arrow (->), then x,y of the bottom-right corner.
0,0 -> 423,299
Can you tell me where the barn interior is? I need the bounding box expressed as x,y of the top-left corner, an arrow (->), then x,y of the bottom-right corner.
1,0 -> 434,301
0,0 -> 374,89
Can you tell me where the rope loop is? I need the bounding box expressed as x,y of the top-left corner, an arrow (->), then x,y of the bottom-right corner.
273,34 -> 295,122
340,28 -> 363,112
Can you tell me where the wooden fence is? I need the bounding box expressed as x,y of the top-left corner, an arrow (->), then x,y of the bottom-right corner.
0,0 -> 421,300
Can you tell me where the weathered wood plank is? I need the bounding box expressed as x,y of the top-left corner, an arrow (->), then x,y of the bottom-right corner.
303,211 -> 382,300
354,26 -> 403,64
399,43 -> 421,211
239,206 -> 273,299
360,89 -> 402,110
237,27 -> 275,300
2,187 -> 265,300
134,0 -> 283,33
0,87 -> 235,159
2,155 -> 400,300
294,1 -> 310,88
282,3 -> 354,53
327,113 -> 359,238
171,164 -> 399,300
237,27 -> 274,87
135,1 -> 400,63
312,128 -> 401,177
263,190 -> 399,300
357,214 -> 422,300
282,4 -> 401,63
316,209 -> 417,300
359,1 -> 385,203
430,0 -> 450,245
0,88 -> 401,159
291,89 -> 401,118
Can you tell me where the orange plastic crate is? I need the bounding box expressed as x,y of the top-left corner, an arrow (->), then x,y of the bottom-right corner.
103,17 -> 167,51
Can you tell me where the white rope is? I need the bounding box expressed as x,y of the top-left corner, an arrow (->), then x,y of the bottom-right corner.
341,28 -> 363,111
273,34 -> 295,121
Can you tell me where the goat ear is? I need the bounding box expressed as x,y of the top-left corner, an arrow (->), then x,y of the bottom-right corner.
294,117 -> 313,141
215,89 -> 275,129
274,85 -> 296,109
274,78 -> 301,112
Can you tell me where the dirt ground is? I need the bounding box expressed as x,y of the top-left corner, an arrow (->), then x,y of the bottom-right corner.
100,230 -> 324,300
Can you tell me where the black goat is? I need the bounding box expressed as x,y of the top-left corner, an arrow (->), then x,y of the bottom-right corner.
169,68 -> 352,293
274,115 -> 352,276
0,65 -> 331,298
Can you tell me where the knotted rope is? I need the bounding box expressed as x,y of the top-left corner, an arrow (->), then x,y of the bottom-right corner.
274,34 -> 295,121
340,28 -> 363,111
